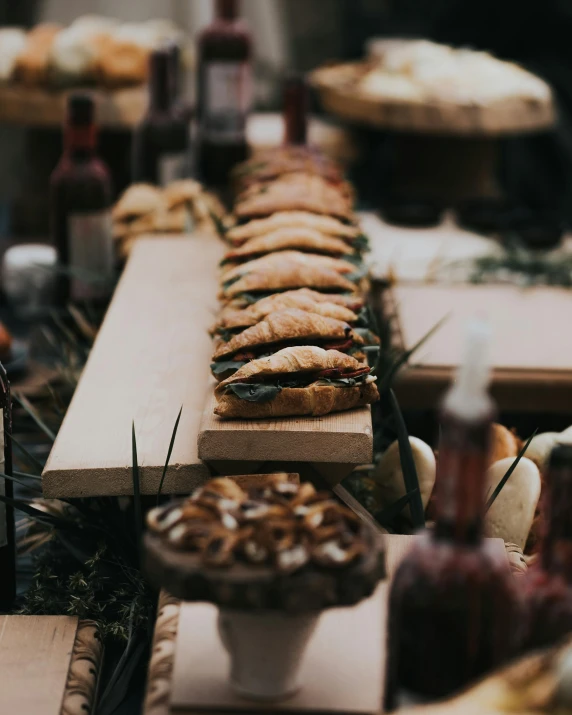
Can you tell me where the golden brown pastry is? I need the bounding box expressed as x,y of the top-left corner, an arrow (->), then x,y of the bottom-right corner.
211,309 -> 365,382
234,173 -> 355,221
0,322 -> 13,360
221,250 -> 357,283
214,346 -> 379,419
226,211 -> 362,245
220,261 -> 358,301
223,227 -> 355,263
14,24 -> 62,86
112,184 -> 165,222
94,35 -> 149,87
224,287 -> 364,312
163,179 -> 203,209
214,290 -> 359,335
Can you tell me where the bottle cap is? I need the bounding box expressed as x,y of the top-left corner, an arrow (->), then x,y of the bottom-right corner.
67,93 -> 94,125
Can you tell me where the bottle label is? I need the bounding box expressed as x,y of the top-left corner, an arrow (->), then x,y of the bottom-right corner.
68,210 -> 114,301
204,61 -> 252,143
159,152 -> 188,187
0,412 -> 5,548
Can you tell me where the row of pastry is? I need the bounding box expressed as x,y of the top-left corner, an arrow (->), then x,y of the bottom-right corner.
210,146 -> 381,420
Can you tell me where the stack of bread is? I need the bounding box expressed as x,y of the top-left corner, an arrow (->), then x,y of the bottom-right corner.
112,180 -> 227,259
0,16 -> 189,88
211,145 -> 380,420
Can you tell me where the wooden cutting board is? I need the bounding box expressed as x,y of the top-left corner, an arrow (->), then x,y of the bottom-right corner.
386,283 -> 572,412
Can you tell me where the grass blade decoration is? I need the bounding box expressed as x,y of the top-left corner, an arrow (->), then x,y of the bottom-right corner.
377,314 -> 448,393
9,434 -> 46,472
375,490 -> 418,527
13,392 -> 57,441
389,389 -> 425,529
156,406 -> 183,505
132,422 -> 143,560
0,471 -> 43,495
485,429 -> 537,513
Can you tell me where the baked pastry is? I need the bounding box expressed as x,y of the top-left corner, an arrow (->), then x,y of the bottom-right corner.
112,183 -> 165,222
221,250 -> 358,283
211,309 -> 365,380
224,287 -> 364,313
223,227 -> 356,264
94,35 -> 149,87
14,23 -> 62,86
49,24 -> 108,86
144,475 -> 385,610
0,29 -> 27,83
226,211 -> 362,246
233,146 -> 345,189
220,261 -> 358,302
234,173 -> 355,221
214,346 -> 379,419
213,290 -> 359,336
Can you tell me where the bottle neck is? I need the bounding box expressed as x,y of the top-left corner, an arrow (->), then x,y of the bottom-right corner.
541,463 -> 572,581
64,122 -> 97,159
149,53 -> 172,112
434,410 -> 492,545
283,76 -> 308,146
216,0 -> 239,21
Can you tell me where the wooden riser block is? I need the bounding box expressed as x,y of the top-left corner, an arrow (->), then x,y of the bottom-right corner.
198,384 -> 374,473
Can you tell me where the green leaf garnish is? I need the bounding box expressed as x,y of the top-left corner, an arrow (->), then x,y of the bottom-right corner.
211,360 -> 247,376
225,383 -> 282,403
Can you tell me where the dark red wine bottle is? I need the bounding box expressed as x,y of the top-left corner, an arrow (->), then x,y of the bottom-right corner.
283,74 -> 308,146
197,0 -> 253,186
385,322 -> 518,710
50,94 -> 114,306
133,48 -> 190,185
521,444 -> 572,650
0,363 -> 15,612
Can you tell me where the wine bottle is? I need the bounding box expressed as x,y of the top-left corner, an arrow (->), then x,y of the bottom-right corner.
521,444 -> 572,650
0,364 -> 15,611
384,322 -> 519,709
132,48 -> 190,186
197,0 -> 253,187
50,94 -> 114,307
283,74 -> 308,146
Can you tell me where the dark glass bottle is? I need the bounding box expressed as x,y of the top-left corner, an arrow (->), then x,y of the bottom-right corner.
283,74 -> 308,146
197,0 -> 253,187
521,444 -> 572,650
50,94 -> 114,307
385,322 -> 518,709
0,363 -> 14,611
133,48 -> 190,185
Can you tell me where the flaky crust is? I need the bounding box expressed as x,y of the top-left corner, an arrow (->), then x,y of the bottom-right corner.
112,183 -> 165,221
216,346 -> 363,386
226,211 -> 361,245
221,251 -> 357,283
224,288 -> 364,311
223,227 -> 354,262
215,381 -> 379,419
234,173 -> 354,221
215,293 -> 358,331
14,24 -> 62,86
220,263 -> 358,299
212,309 -> 362,360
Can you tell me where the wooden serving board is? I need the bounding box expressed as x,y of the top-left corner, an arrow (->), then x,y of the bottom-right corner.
385,283 -> 572,412
43,235 -> 224,498
311,62 -> 556,136
0,616 -> 102,715
0,84 -> 147,129
198,385 -> 374,483
143,534 -> 509,715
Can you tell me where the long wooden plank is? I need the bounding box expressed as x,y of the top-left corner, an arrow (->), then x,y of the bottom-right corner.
43,236 -> 224,498
0,615 -> 78,715
198,384 -> 374,469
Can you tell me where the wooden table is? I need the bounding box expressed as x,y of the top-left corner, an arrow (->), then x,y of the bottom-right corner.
143,533 -> 509,715
0,616 -> 102,715
42,235 -> 223,498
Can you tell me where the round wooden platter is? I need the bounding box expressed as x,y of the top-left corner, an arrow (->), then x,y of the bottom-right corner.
310,61 -> 556,137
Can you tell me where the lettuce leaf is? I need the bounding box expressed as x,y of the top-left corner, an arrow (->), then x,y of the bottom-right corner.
225,383 -> 282,403
352,234 -> 370,252
211,360 -> 247,376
